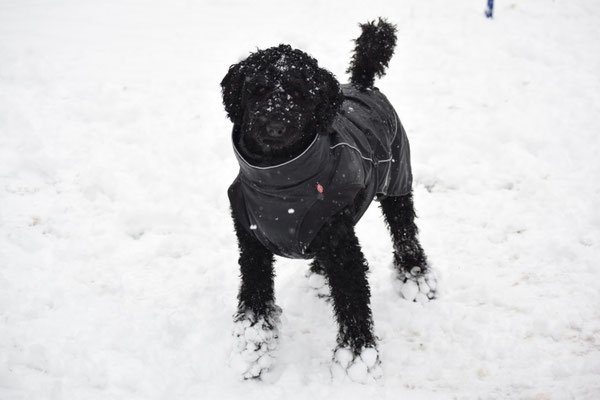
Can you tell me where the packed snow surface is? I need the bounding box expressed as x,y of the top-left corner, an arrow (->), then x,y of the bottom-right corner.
1,0 -> 600,399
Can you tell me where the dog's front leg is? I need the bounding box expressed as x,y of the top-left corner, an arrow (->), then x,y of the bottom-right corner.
230,211 -> 281,379
310,209 -> 382,382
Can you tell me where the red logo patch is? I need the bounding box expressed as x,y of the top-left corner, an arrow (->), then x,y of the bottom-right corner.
316,183 -> 324,194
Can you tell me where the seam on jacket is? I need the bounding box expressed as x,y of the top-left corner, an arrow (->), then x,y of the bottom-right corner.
329,115 -> 398,164
381,114 -> 400,189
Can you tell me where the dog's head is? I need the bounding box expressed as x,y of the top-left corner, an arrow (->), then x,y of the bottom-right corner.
221,45 -> 343,162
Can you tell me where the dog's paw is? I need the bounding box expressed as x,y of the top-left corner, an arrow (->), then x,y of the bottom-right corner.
305,270 -> 331,298
398,266 -> 438,303
331,346 -> 383,384
230,307 -> 282,379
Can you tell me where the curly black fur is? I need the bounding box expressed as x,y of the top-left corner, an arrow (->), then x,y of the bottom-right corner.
348,18 -> 397,90
231,209 -> 276,322
221,44 -> 344,166
379,192 -> 429,275
223,19 -> 431,363
308,206 -> 375,351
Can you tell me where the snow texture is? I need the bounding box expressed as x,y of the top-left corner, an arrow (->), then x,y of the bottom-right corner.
398,266 -> 438,303
1,0 -> 600,399
231,309 -> 282,380
306,270 -> 332,300
331,346 -> 383,384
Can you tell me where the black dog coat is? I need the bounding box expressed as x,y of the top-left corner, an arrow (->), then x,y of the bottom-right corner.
228,84 -> 412,259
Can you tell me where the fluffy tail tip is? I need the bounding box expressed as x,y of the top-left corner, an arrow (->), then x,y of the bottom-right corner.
347,18 -> 397,90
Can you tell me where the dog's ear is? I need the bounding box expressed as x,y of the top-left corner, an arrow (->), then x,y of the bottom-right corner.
314,68 -> 344,133
221,61 -> 246,125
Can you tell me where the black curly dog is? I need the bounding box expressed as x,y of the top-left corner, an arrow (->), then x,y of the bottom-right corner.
221,19 -> 435,379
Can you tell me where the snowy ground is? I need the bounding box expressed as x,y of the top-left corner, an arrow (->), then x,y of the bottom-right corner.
1,0 -> 600,399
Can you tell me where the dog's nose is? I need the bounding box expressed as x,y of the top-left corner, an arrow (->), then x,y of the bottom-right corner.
266,122 -> 286,137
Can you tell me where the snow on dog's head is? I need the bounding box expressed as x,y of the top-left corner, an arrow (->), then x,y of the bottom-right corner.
221,45 -> 343,160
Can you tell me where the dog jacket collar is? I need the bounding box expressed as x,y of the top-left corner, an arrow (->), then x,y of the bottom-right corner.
232,133 -> 329,189
229,84 -> 412,259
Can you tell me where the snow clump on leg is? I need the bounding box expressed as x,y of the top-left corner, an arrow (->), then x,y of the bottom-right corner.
230,306 -> 282,379
331,346 -> 383,383
398,266 -> 438,303
305,270 -> 331,298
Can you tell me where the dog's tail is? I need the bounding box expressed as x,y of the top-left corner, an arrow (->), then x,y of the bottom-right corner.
347,18 -> 397,90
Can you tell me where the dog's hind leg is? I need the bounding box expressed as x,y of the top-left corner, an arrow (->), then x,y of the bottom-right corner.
306,260 -> 330,298
230,212 -> 281,379
379,192 -> 437,302
309,209 -> 382,382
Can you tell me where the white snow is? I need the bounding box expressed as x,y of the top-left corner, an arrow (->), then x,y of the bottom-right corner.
332,346 -> 382,384
232,313 -> 281,380
306,270 -> 330,298
1,0 -> 600,399
398,267 -> 437,302
399,279 -> 420,302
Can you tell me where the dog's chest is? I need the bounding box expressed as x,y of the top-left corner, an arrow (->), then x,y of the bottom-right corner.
229,134 -> 368,259
229,86 -> 413,259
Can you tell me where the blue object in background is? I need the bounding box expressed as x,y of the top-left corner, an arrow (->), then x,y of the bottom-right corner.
485,0 -> 494,18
